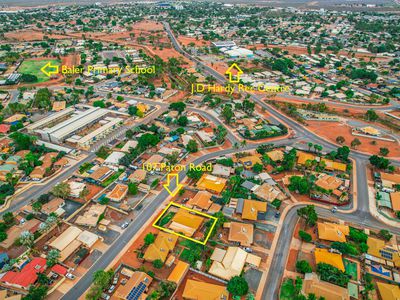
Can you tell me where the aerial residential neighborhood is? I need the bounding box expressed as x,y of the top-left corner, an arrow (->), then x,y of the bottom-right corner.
0,0 -> 399,300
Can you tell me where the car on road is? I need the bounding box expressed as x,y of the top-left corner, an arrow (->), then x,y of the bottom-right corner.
121,221 -> 129,229
331,206 -> 338,213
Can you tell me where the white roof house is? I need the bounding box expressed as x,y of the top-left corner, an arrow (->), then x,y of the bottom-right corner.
104,151 -> 125,165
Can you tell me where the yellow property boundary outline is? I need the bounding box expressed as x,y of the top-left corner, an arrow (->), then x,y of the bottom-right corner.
152,201 -> 218,245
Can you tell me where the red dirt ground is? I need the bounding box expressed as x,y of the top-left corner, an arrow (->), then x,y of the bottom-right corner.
287,249 -> 299,272
177,36 -> 210,47
5,30 -> 67,41
306,120 -> 400,157
131,20 -> 164,31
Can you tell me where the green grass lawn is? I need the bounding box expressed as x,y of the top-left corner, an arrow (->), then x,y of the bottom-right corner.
158,212 -> 175,227
344,259 -> 358,280
280,278 -> 295,300
18,59 -> 60,83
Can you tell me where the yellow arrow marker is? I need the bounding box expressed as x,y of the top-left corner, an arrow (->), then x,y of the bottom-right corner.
225,62 -> 243,83
163,173 -> 183,197
40,61 -> 59,77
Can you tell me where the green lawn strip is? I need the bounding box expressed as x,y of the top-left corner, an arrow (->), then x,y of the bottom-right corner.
344,259 -> 358,280
158,211 -> 175,227
101,170 -> 124,187
19,59 -> 61,83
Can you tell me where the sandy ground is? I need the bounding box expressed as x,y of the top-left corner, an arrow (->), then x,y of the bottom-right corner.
306,120 -> 400,157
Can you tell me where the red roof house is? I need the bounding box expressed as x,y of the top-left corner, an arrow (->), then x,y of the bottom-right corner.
0,124 -> 10,134
51,264 -> 67,276
1,257 -> 47,289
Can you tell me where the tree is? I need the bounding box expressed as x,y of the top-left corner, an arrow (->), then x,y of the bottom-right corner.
157,281 -> 176,298
297,205 -> 318,227
379,229 -> 392,241
86,269 -> 114,300
299,230 -> 312,242
349,227 -> 368,244
32,201 -> 42,213
222,105 -> 234,123
0,232 -> 7,243
186,139 -> 198,153
3,212 -> 14,226
316,263 -> 349,287
336,136 -> 345,144
152,259 -> 163,269
253,163 -> 263,173
289,176 -> 312,195
379,147 -> 389,156
177,116 -> 188,126
227,276 -> 249,296
128,182 -> 138,195
93,100 -> 105,108
10,132 -> 36,151
169,102 -> 186,114
331,242 -> 359,255
33,88 -> 52,110
296,260 -> 312,274
365,109 -> 378,121
336,146 -> 350,162
369,155 -> 390,170
350,138 -> 361,149
307,142 -> 313,151
24,286 -> 48,300
19,231 -> 34,248
46,249 -> 61,267
51,182 -> 71,199
144,233 -> 155,246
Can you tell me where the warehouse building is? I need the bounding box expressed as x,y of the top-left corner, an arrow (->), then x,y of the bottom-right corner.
26,107 -> 123,148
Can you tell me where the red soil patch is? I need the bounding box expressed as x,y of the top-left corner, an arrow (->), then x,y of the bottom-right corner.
306,120 -> 400,157
287,249 -> 299,272
177,36 -> 210,47
151,47 -> 194,67
5,30 -> 66,41
131,20 -> 164,31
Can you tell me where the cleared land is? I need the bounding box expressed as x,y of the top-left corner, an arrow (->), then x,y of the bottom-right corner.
18,59 -> 61,83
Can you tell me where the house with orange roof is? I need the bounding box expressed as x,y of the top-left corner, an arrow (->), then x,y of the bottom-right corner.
390,192 -> 400,211
317,222 -> 349,242
226,222 -> 254,246
315,174 -> 343,192
314,248 -> 344,271
241,199 -> 267,221
196,174 -> 227,194
297,151 -> 317,165
182,280 -> 229,300
167,260 -> 189,286
114,271 -> 152,300
143,232 -> 178,263
380,172 -> 400,189
107,183 -> 128,202
168,208 -> 204,237
187,190 -> 213,211
376,282 -> 400,300
302,273 -> 349,300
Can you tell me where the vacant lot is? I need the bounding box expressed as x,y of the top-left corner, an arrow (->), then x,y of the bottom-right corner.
18,59 -> 61,83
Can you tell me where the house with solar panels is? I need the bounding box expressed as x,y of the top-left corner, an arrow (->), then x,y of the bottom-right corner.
114,271 -> 152,300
